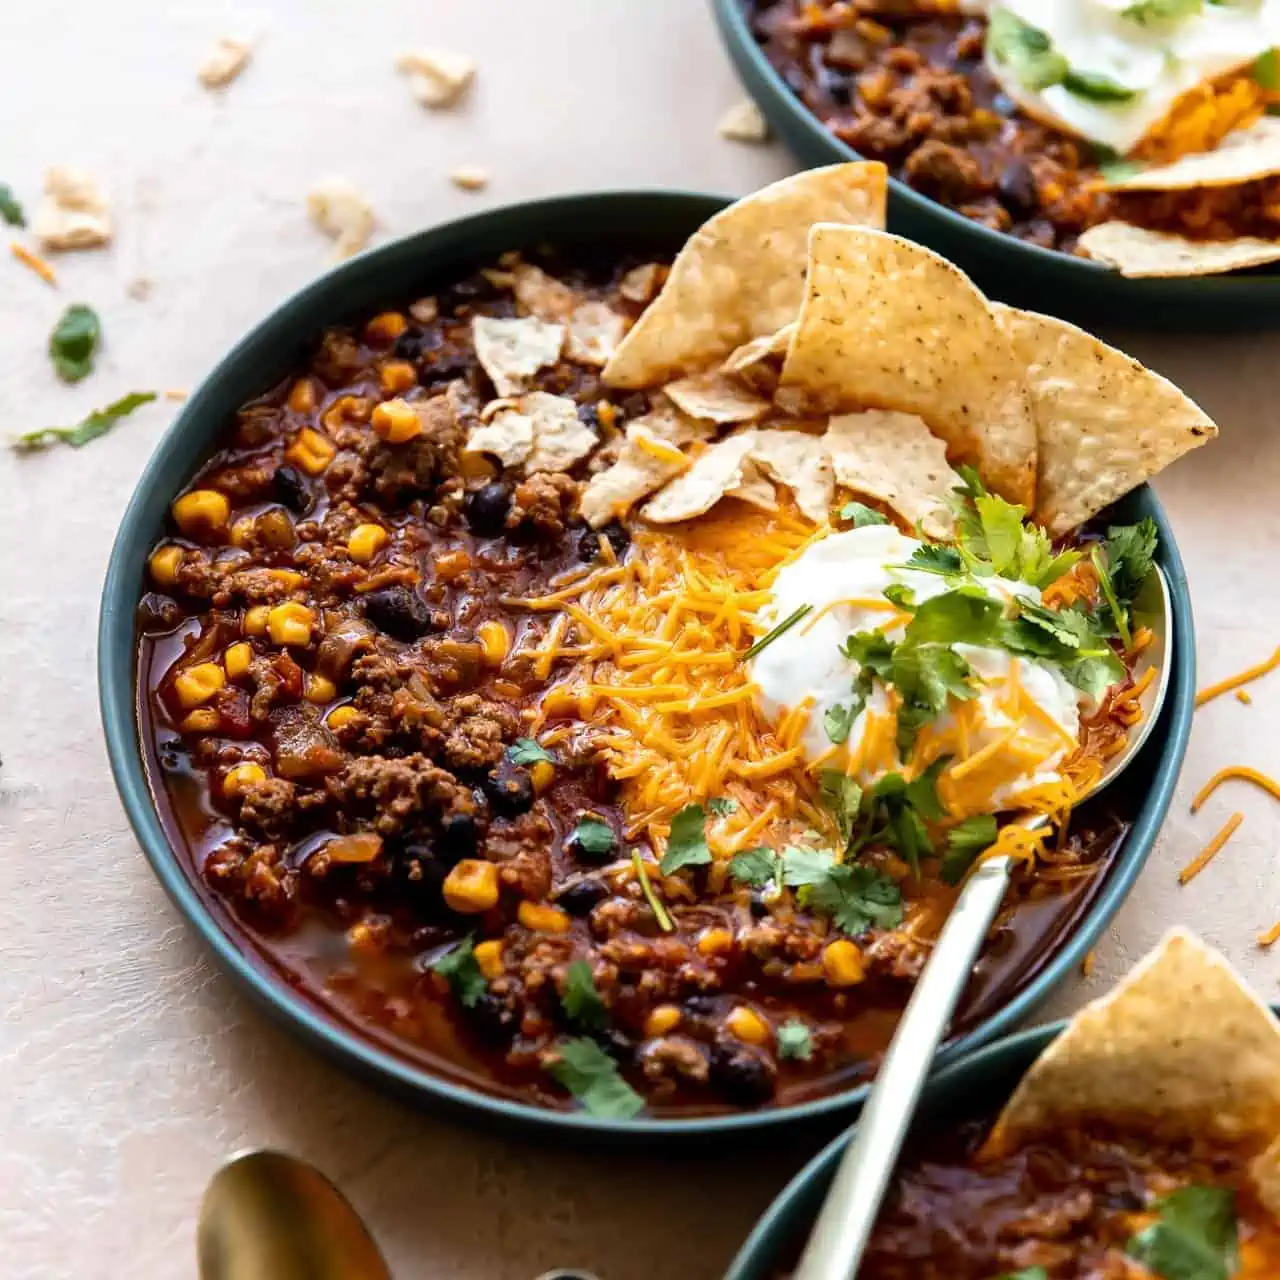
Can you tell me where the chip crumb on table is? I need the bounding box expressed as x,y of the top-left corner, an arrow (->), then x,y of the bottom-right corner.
306,177 -> 374,259
716,99 -> 770,144
396,49 -> 476,108
197,37 -> 253,89
450,165 -> 490,191
33,166 -> 111,251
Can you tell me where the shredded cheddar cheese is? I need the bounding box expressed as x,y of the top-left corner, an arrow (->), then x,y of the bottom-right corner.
1191,765 -> 1280,814
1259,918 -> 1280,949
10,242 -> 56,285
1178,812 -> 1244,884
1196,645 -> 1280,708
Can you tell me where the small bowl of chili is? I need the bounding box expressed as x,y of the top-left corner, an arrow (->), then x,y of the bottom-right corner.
99,176 -> 1199,1140
713,0 -> 1280,327
726,932 -> 1280,1277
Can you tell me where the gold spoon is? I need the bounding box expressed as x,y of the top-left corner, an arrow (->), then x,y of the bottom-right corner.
197,1148 -> 601,1280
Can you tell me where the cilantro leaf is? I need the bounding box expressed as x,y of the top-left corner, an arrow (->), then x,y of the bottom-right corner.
824,702 -> 855,745
1105,518 -> 1159,608
1255,47 -> 1280,90
429,939 -> 487,1008
49,303 -> 102,384
728,846 -> 782,887
1123,0 -> 1201,23
818,771 -> 863,845
991,1269 -> 1048,1280
659,803 -> 710,874
0,183 -> 25,227
892,643 -> 976,758
941,814 -> 999,884
571,817 -> 617,861
561,960 -> 609,1032
806,863 -> 904,936
986,8 -> 1068,90
1015,599 -> 1095,649
841,630 -> 895,680
1065,651 -> 1128,702
883,583 -> 916,610
708,797 -> 736,816
13,390 -> 156,451
508,737 -> 554,766
1126,1185 -> 1237,1280
840,501 -> 889,527
1064,68 -> 1139,101
905,588 -> 1003,646
549,1037 -> 644,1119
904,756 -> 950,820
777,1020 -> 814,1061
781,846 -> 840,888
900,543 -> 964,577
1091,543 -> 1131,649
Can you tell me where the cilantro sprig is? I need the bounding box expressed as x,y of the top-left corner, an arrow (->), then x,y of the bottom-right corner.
0,183 -> 25,227
429,938 -> 487,1008
508,737 -> 554,766
13,390 -> 156,452
548,1037 -> 644,1119
1126,1185 -> 1237,1280
660,803 -> 712,874
49,303 -> 101,384
561,960 -> 609,1032
777,1020 -> 814,1061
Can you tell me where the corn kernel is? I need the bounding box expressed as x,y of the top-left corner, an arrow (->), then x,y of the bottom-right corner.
379,359 -> 418,394
443,859 -> 500,913
725,1005 -> 771,1046
243,605 -> 270,637
172,489 -> 230,537
518,901 -> 571,934
174,662 -> 226,709
822,939 -> 866,988
224,642 -> 253,680
305,673 -> 337,704
371,398 -> 423,443
477,619 -> 510,667
285,427 -> 336,476
459,451 -> 497,480
473,939 -> 505,980
179,708 -> 222,733
697,927 -> 734,957
267,569 -> 305,590
230,517 -> 256,549
644,1005 -> 682,1038
434,549 -> 472,581
577,689 -> 599,719
327,704 -> 360,730
347,523 -> 389,564
529,759 -> 555,794
540,688 -> 579,719
287,378 -> 318,414
320,394 -> 370,431
267,602 -> 314,647
365,310 -> 409,344
223,761 -> 267,796
149,544 -> 183,588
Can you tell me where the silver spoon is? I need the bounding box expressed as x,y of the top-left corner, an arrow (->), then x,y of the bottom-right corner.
792,565 -> 1173,1280
197,1148 -> 601,1280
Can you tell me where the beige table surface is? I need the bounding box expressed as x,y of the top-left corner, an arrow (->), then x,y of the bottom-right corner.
4,2 -> 1280,1276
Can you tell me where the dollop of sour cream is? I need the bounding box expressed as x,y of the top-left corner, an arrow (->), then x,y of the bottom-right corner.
989,0 -> 1280,155
750,526 -> 1095,815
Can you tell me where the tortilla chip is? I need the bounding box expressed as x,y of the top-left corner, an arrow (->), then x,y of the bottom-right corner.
513,263 -> 578,322
602,163 -> 888,388
721,324 -> 795,376
1252,1134 -> 1280,1221
1078,220 -> 1280,278
779,225 -> 1037,509
727,459 -> 779,510
465,412 -> 534,468
642,432 -> 758,524
987,930 -> 1280,1156
749,427 -> 834,524
824,410 -> 958,538
663,372 -> 772,425
1104,116 -> 1280,192
566,302 -> 627,367
578,408 -> 708,529
995,304 -> 1217,535
472,315 -> 565,396
520,392 -> 599,473
619,263 -> 665,304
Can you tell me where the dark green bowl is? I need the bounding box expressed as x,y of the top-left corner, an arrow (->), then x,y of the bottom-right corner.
711,0 -> 1280,329
98,190 -> 1196,1142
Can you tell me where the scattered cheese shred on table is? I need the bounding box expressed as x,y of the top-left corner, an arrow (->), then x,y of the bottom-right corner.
10,242 -> 56,284
1178,812 -> 1244,884
1191,765 -> 1280,813
1195,645 -> 1280,707
1258,919 -> 1280,948
1237,689 -> 1253,705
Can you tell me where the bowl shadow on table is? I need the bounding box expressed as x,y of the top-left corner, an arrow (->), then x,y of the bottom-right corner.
211,986 -> 796,1280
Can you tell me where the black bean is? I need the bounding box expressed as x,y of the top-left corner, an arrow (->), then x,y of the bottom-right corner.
465,481 -> 512,537
393,328 -> 436,361
575,402 -> 602,432
556,877 -> 609,917
397,845 -> 448,907
272,465 -> 314,515
683,994 -> 718,1019
749,890 -> 770,920
418,350 -> 473,389
997,161 -> 1039,217
992,92 -> 1019,118
363,585 -> 434,641
437,811 -> 479,864
484,766 -> 534,817
709,1045 -> 776,1107
577,520 -> 630,563
136,592 -> 184,634
468,992 -> 519,1046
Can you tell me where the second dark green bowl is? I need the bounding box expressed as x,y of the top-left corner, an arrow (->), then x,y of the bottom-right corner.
99,190 -> 1196,1143
711,0 -> 1280,329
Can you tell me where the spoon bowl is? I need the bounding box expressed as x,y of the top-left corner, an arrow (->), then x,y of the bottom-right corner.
792,565 -> 1174,1280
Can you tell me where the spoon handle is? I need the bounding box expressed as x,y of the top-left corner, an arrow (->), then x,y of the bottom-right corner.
791,854 -> 1014,1280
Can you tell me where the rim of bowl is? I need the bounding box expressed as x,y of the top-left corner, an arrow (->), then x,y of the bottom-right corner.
711,0 -> 1280,299
98,188 -> 1197,1140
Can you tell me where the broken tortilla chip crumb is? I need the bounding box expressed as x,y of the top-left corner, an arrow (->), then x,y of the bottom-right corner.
1078,220 -> 1280,278
472,315 -> 565,396
567,302 -> 628,368
642,431 -> 758,524
749,427 -> 834,525
663,372 -> 772,425
618,263 -> 665,304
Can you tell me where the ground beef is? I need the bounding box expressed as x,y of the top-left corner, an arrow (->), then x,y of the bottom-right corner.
506,472 -> 582,539
326,753 -> 471,837
903,139 -> 985,205
237,776 -> 298,839
363,394 -> 464,503
441,693 -> 519,770
312,330 -> 368,387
